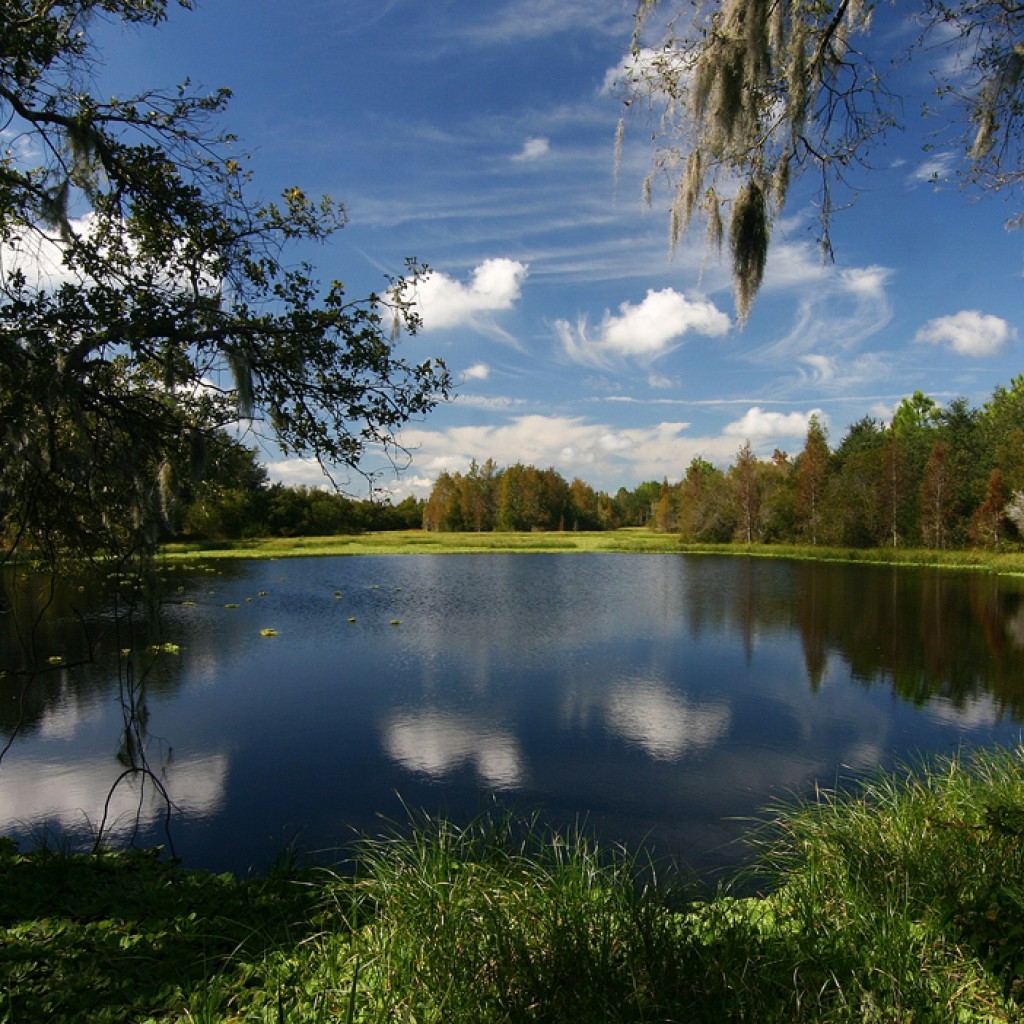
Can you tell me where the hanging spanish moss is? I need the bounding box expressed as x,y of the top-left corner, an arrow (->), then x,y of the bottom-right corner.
225,347 -> 254,418
729,180 -> 769,326
627,0 -> 882,318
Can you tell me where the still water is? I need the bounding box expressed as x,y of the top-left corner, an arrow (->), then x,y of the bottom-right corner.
2,553 -> 1024,879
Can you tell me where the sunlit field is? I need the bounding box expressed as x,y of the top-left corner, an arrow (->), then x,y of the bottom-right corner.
161,530 -> 1024,575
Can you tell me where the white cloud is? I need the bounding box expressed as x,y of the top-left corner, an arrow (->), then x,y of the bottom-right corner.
556,288 -> 730,367
753,255 -> 894,385
602,45 -> 690,99
512,136 -> 550,161
724,407 -> 823,440
908,152 -> 957,185
448,0 -> 629,45
394,414 -> 739,495
409,258 -> 528,332
463,362 -> 491,381
915,310 -> 1016,357
1,215 -> 91,289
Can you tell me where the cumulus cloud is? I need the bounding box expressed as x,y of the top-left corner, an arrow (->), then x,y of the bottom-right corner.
724,407 -> 824,440
2,214 -> 93,289
409,258 -> 528,332
395,414 -> 739,496
462,362 -> 491,381
512,136 -> 550,161
601,46 -> 689,99
915,310 -> 1016,357
264,457 -> 329,488
556,288 -> 730,367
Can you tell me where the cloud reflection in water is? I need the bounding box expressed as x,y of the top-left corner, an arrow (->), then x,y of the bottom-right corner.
605,677 -> 731,760
382,711 -> 525,789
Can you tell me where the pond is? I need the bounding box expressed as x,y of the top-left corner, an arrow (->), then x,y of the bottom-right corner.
2,553 -> 1024,880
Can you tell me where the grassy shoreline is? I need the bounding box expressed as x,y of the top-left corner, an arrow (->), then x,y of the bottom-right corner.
4,747 -> 1024,1022
161,528 -> 1024,575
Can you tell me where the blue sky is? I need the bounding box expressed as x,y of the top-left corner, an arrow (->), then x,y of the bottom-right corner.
93,0 -> 1024,498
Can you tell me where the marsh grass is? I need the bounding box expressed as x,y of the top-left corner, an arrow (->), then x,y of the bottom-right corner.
337,811 -> 690,1022
160,529 -> 685,559
161,530 -> 1024,575
4,750 -> 1024,1021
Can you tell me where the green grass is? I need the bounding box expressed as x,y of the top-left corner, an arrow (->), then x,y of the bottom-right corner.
160,528 -> 685,559
160,530 -> 1024,575
5,747 -> 1024,1021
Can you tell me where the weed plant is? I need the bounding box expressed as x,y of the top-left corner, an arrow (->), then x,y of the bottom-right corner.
3,749 -> 1024,1021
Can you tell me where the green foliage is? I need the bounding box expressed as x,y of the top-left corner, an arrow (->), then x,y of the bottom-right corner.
7,749 -> 1024,1021
423,461 -> 626,534
0,842 -> 323,1024
0,0 -> 450,575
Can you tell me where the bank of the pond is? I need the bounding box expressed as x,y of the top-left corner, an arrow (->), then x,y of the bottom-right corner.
160,528 -> 682,558
162,529 -> 1024,575
4,746 -> 1024,1023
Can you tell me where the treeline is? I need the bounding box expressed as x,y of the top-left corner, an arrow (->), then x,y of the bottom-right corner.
189,374 -> 1024,549
421,459 -> 662,532
656,381 -> 1024,548
422,376 -> 1024,549
172,436 -> 423,540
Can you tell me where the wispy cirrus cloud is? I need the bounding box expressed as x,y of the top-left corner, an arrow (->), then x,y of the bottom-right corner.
445,0 -> 630,44
761,256 -> 893,355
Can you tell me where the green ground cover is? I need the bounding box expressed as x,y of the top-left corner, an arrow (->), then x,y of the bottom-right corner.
162,529 -> 1024,574
4,747 -> 1024,1022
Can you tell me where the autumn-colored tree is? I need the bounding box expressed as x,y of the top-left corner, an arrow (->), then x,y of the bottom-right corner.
878,434 -> 913,547
796,415 -> 831,545
568,477 -> 601,530
730,440 -> 762,543
920,440 -> 956,549
650,479 -> 676,532
422,471 -> 463,532
460,459 -> 499,532
970,469 -> 1008,548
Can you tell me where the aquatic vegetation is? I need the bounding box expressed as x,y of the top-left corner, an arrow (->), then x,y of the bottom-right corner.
6,749 -> 1024,1022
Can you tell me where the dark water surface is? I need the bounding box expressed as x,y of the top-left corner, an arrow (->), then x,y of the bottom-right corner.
3,553 -> 1024,879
